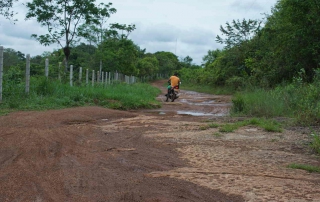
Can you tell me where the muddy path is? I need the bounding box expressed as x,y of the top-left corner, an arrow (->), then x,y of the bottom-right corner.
0,80 -> 319,202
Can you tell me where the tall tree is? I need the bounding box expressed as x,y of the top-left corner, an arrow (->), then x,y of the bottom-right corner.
216,19 -> 262,49
25,0 -> 111,74
263,0 -> 320,82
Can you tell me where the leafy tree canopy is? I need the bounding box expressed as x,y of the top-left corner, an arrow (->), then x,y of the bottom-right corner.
0,0 -> 17,20
216,19 -> 261,49
25,0 -> 115,72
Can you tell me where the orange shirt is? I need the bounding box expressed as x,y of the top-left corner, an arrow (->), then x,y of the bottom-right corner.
169,76 -> 180,87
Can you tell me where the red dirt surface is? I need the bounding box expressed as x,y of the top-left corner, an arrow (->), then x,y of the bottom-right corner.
0,80 -> 319,202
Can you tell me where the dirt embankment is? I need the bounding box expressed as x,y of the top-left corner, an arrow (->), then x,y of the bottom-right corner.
0,80 -> 319,202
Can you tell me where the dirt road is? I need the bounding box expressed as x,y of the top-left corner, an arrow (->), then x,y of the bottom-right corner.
0,80 -> 319,202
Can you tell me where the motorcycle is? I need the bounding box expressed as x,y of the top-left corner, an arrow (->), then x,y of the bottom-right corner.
166,83 -> 180,102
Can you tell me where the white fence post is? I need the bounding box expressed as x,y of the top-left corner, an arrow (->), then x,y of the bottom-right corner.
45,58 -> 49,78
105,72 -> 108,85
86,69 -> 89,85
0,46 -> 3,102
97,71 -> 99,84
101,71 -> 104,85
79,67 -> 82,83
25,54 -> 30,94
70,65 -> 73,86
92,70 -> 95,86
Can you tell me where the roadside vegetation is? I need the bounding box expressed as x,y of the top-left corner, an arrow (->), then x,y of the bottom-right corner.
0,76 -> 161,116
201,118 -> 282,133
287,163 -> 320,173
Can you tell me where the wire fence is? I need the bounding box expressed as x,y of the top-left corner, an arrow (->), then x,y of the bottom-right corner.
0,46 -> 168,102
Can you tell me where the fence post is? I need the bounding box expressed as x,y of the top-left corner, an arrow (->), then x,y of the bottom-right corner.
70,65 -> 73,86
101,71 -> 104,85
0,46 -> 3,102
92,70 -> 95,86
58,62 -> 62,81
25,54 -> 30,94
105,72 -> 108,85
86,69 -> 89,85
45,58 -> 49,78
79,67 -> 82,83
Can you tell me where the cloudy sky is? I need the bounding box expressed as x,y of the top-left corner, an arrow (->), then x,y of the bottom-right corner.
0,0 -> 277,65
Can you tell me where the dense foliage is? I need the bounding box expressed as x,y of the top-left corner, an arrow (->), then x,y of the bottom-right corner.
179,0 -> 320,89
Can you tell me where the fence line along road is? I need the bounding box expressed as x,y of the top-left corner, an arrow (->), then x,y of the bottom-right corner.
0,49 -> 167,101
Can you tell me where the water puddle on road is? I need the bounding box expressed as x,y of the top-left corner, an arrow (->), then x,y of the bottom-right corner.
152,89 -> 233,117
177,111 -> 216,116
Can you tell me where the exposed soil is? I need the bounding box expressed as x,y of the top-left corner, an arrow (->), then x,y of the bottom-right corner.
0,80 -> 319,202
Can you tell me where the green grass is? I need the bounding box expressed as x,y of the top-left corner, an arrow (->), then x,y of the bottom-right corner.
231,80 -> 320,126
219,123 -> 239,133
287,163 -> 320,173
208,123 -> 220,128
310,134 -> 320,154
219,118 -> 282,133
0,77 -> 162,114
213,132 -> 223,137
199,123 -> 220,130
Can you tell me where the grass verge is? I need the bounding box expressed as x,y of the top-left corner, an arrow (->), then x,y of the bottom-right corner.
287,163 -> 320,173
0,77 -> 162,114
218,118 -> 282,133
310,134 -> 320,154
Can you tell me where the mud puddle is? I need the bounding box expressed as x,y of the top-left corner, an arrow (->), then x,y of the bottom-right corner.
147,89 -> 233,118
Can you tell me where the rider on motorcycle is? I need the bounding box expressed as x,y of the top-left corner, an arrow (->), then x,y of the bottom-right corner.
167,72 -> 181,96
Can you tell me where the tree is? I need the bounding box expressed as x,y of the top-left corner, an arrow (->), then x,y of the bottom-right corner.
78,3 -> 116,78
0,0 -> 17,20
180,56 -> 193,68
137,56 -> 159,77
154,51 -> 180,75
25,0 -> 112,74
202,49 -> 221,67
2,48 -> 25,71
99,38 -> 139,75
216,19 -> 262,49
263,0 -> 320,82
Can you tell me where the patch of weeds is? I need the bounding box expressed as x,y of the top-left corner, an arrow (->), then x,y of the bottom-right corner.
310,133 -> 320,154
219,118 -> 282,133
271,138 -> 279,142
213,132 -> 223,137
199,125 -> 210,130
219,124 -> 238,133
0,109 -> 12,116
8,100 -> 20,109
287,163 -> 320,173
259,120 -> 283,132
208,123 -> 219,128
